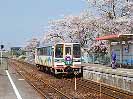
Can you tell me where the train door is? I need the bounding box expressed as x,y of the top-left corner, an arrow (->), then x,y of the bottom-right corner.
52,46 -> 55,67
54,44 -> 64,67
65,44 -> 72,66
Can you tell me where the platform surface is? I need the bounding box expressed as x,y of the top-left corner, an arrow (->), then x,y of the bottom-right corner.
82,63 -> 133,77
0,61 -> 41,99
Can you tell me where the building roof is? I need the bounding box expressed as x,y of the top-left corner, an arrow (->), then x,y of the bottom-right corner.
96,34 -> 133,41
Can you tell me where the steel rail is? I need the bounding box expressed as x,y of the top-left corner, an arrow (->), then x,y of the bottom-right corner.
9,60 -> 133,99
76,79 -> 133,99
9,60 -> 73,99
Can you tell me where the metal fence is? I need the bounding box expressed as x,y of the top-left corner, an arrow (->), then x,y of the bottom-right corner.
83,53 -> 111,65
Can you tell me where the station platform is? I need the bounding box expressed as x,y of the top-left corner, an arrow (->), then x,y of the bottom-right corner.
0,63 -> 41,99
82,63 -> 133,93
82,63 -> 133,77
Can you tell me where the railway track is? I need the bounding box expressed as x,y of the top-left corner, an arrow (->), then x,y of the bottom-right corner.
9,60 -> 73,99
9,59 -> 133,99
76,79 -> 133,99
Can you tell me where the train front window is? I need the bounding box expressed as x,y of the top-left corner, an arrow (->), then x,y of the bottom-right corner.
73,44 -> 81,58
65,47 -> 71,55
55,44 -> 63,58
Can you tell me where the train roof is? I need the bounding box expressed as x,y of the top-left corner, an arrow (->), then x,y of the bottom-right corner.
54,42 -> 80,45
36,42 -> 80,48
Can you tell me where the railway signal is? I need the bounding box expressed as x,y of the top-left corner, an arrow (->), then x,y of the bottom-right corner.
1,45 -> 4,49
0,45 -> 4,64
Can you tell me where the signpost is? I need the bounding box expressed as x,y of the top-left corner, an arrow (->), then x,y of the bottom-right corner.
74,71 -> 79,91
100,80 -> 101,99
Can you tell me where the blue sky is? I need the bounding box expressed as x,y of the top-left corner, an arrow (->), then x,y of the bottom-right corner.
0,0 -> 88,48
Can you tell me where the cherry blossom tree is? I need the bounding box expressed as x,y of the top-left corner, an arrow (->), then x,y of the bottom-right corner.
41,0 -> 132,64
87,0 -> 132,18
85,0 -> 132,64
44,12 -> 99,47
24,38 -> 40,52
86,0 -> 133,35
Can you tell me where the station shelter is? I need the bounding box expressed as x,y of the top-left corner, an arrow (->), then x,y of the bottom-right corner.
96,34 -> 133,68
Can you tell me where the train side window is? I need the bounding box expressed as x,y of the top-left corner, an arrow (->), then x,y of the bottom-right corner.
47,47 -> 49,56
47,46 -> 52,56
40,48 -> 43,55
49,47 -> 52,56
55,44 -> 63,58
52,47 -> 54,57
37,48 -> 40,55
45,47 -> 47,55
44,47 -> 47,55
43,47 -> 45,55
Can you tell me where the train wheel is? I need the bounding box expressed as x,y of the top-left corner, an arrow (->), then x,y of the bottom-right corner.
47,67 -> 51,74
51,68 -> 55,76
38,66 -> 41,71
40,66 -> 43,71
43,67 -> 45,72
36,64 -> 39,68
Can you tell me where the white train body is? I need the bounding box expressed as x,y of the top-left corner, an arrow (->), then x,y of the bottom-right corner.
35,43 -> 82,74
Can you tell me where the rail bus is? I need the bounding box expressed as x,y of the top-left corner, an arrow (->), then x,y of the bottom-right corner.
35,43 -> 82,75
